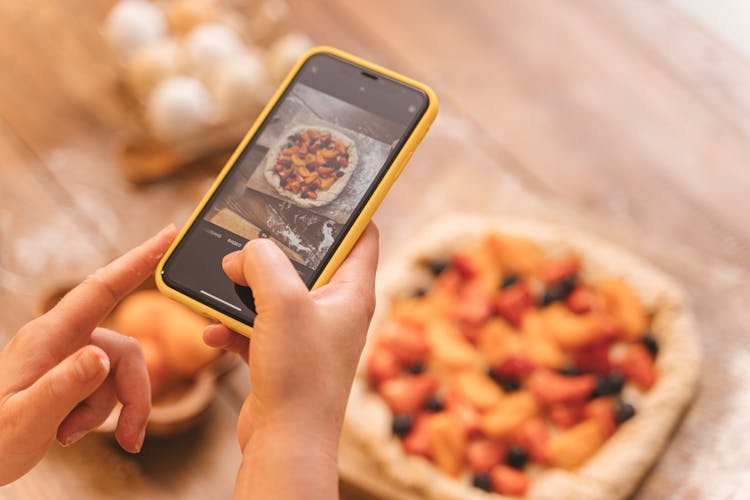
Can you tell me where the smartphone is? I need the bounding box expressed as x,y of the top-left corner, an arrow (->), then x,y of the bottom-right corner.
155,46 -> 438,337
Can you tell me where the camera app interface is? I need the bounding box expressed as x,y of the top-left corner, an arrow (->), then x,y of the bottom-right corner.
162,53 -> 428,324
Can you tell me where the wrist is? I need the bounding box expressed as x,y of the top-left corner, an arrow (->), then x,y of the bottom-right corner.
243,412 -> 341,459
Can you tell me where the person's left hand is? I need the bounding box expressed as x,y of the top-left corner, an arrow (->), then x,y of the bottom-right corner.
0,225 -> 177,485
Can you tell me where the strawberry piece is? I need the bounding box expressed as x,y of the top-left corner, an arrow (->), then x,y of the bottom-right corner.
494,356 -> 537,380
584,398 -> 616,437
480,391 -> 539,439
528,370 -> 596,406
466,438 -> 505,473
402,413 -> 432,457
444,388 -> 482,436
367,345 -> 402,385
451,252 -> 479,280
490,465 -> 530,496
612,343 -> 657,390
452,281 -> 495,325
379,374 -> 439,415
546,419 -> 607,469
379,319 -> 429,365
494,283 -> 535,327
573,340 -> 612,374
548,402 -> 585,429
511,417 -> 549,465
565,285 -> 595,314
537,255 -> 581,285
427,413 -> 467,476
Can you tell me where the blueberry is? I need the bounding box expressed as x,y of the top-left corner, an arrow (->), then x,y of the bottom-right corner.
487,368 -> 521,392
540,275 -> 578,307
614,401 -> 636,424
301,192 -> 308,199
336,170 -> 345,177
412,287 -> 429,298
259,230 -> 269,239
424,395 -> 444,413
590,371 -> 626,398
501,273 -> 519,289
407,362 -> 425,375
425,259 -> 449,276
506,446 -> 528,469
391,415 -> 413,437
472,473 -> 492,492
641,334 -> 659,357
559,364 -> 583,377
605,371 -> 625,394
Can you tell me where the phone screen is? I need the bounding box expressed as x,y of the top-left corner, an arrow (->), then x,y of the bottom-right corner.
161,52 -> 429,325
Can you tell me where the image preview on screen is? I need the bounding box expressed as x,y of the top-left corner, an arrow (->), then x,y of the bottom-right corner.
162,53 -> 428,325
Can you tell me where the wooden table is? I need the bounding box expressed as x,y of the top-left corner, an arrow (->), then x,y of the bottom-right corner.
2,1 -> 749,498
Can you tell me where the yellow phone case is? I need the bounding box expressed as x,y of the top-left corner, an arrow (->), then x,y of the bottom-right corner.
155,46 -> 439,337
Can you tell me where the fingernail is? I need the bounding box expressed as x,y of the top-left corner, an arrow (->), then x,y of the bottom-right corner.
222,250 -> 241,266
134,427 -> 146,453
75,349 -> 110,381
60,430 -> 87,447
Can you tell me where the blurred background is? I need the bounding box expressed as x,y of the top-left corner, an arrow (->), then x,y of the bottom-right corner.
1,1 -> 749,498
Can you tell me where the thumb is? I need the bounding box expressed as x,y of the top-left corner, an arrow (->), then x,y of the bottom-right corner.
223,238 -> 308,314
9,345 -> 110,441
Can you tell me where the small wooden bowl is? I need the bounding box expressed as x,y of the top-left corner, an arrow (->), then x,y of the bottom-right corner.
41,277 -> 238,437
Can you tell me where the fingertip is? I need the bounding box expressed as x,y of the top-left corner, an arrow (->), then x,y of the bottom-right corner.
203,324 -> 230,347
75,345 -> 111,383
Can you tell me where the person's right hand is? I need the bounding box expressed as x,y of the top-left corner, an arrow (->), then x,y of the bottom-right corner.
204,223 -> 379,500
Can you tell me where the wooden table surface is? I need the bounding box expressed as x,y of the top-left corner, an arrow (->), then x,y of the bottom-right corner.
2,1 -> 749,499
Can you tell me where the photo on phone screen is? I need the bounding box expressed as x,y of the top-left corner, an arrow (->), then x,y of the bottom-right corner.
161,52 -> 429,325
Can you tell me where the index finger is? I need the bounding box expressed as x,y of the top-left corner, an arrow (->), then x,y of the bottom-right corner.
37,224 -> 178,350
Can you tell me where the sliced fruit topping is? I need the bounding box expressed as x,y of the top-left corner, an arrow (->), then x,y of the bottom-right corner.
495,282 -> 535,327
598,278 -> 648,340
466,438 -> 505,473
402,413 -> 432,457
540,304 -> 619,350
511,417 -> 549,465
493,356 -> 537,380
476,319 -> 525,366
367,345 -> 402,385
454,370 -> 505,410
548,402 -> 584,429
379,374 -> 439,415
611,343 -> 657,390
452,281 -> 495,324
573,340 -> 613,374
444,389 -> 481,435
528,370 -> 597,406
379,319 -> 429,364
583,398 -> 616,437
490,465 -> 530,496
537,255 -> 581,285
521,312 -> 568,369
427,413 -> 467,476
546,418 -> 607,470
480,391 -> 539,438
486,233 -> 544,275
565,284 -> 596,314
426,322 -> 483,369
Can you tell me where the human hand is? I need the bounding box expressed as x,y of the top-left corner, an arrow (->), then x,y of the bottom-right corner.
204,224 -> 379,499
0,225 -> 177,485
